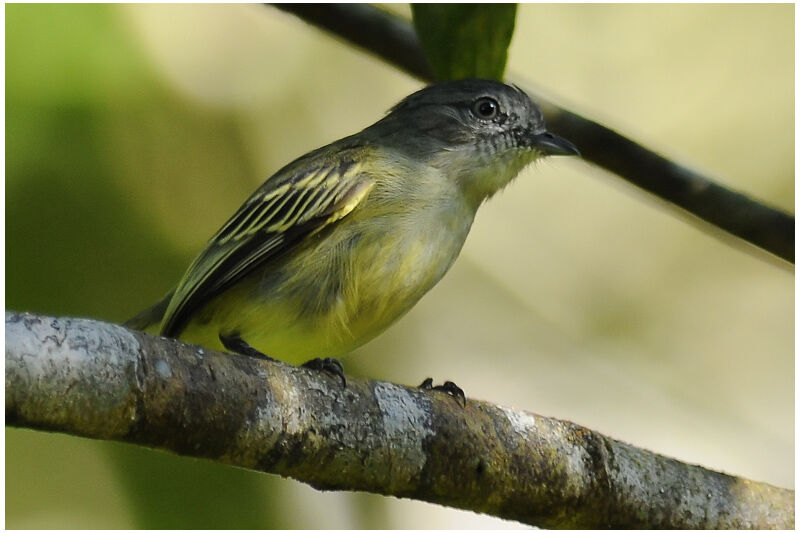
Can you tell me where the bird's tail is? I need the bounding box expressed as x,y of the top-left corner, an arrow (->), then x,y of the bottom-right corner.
123,291 -> 173,334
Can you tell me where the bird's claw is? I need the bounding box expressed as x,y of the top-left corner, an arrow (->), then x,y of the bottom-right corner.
302,357 -> 347,388
419,377 -> 466,407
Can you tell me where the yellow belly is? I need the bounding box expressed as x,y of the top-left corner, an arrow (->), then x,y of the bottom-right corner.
178,210 -> 473,365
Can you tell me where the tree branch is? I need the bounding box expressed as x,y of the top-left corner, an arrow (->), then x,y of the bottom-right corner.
5,311 -> 793,529
273,3 -> 794,264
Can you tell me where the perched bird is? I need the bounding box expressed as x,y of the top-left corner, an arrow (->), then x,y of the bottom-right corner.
127,79 -> 578,385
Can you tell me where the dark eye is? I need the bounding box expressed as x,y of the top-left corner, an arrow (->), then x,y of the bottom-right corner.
471,97 -> 499,119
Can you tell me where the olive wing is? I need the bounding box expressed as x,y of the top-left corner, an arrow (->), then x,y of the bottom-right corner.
160,156 -> 374,337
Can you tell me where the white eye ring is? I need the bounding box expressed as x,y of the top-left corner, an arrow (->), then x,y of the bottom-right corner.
472,97 -> 499,119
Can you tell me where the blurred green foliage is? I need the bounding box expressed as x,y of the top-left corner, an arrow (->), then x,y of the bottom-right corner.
7,5 -> 176,319
6,4 -> 287,528
412,4 -> 517,81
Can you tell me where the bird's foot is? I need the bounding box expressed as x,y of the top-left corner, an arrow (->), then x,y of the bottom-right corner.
302,357 -> 347,388
419,377 -> 466,407
219,333 -> 346,388
219,333 -> 275,361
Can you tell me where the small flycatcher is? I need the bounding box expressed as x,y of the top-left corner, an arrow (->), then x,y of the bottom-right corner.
127,79 -> 579,378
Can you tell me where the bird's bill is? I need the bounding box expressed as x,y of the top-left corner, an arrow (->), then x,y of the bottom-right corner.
532,131 -> 580,157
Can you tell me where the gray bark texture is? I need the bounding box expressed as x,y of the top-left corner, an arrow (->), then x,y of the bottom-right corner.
5,311 -> 794,528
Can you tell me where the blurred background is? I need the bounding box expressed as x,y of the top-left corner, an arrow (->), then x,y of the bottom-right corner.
6,4 -> 793,528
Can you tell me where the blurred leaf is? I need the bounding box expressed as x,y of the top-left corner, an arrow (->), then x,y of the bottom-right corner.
411,4 -> 517,81
107,445 -> 287,529
6,4 -> 149,106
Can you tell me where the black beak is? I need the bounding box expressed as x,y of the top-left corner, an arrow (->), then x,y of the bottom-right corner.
532,131 -> 580,157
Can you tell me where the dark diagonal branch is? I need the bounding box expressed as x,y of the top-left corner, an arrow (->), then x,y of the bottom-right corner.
5,311 -> 794,529
273,3 -> 794,264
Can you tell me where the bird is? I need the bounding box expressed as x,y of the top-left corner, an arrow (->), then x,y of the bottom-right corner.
126,78 -> 579,388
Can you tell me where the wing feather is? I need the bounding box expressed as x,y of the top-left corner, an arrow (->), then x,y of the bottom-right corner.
160,153 -> 373,337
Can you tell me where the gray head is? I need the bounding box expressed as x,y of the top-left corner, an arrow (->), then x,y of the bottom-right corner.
376,79 -> 577,157
368,79 -> 578,204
